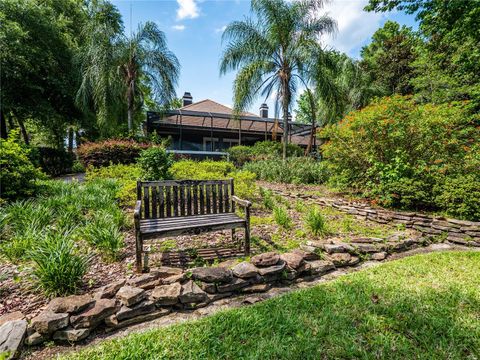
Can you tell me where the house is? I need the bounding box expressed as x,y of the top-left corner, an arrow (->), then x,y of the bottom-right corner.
146,92 -> 315,156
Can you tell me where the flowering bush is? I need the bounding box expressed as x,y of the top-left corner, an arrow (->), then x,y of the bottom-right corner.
321,95 -> 480,219
77,139 -> 149,167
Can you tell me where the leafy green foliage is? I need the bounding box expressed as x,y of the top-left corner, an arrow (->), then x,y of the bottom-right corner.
137,147 -> 173,181
29,231 -> 90,297
85,163 -> 140,207
321,95 -> 480,219
170,160 -> 256,200
259,188 -> 275,210
227,141 -> 303,166
244,157 -> 328,184
0,131 -> 45,201
77,140 -> 149,167
33,146 -> 76,176
304,207 -> 328,236
61,252 -> 480,360
273,206 -> 292,229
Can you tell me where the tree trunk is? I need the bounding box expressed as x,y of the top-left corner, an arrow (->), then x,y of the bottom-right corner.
67,127 -> 74,152
305,89 -> 317,155
282,81 -> 290,162
16,117 -> 29,145
0,108 -> 7,139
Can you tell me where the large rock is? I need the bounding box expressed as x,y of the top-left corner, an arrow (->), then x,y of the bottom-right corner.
48,294 -> 94,314
0,319 -> 27,359
0,312 -> 24,327
257,261 -> 286,276
151,283 -> 182,305
371,252 -> 387,261
95,279 -> 126,299
251,252 -> 279,267
31,311 -> 69,335
324,243 -> 354,254
104,309 -> 170,332
70,298 -> 117,329
116,286 -> 146,307
293,248 -> 320,261
128,267 -> 182,289
52,328 -> 90,343
350,243 -> 379,254
161,273 -> 185,285
280,253 -> 304,269
329,253 -> 359,267
308,260 -> 335,275
179,281 -> 208,304
116,300 -> 156,322
217,277 -> 249,293
232,262 -> 258,278
240,283 -> 271,294
190,267 -> 233,283
24,331 -> 47,346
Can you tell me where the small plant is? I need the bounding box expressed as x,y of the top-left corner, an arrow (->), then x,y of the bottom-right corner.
29,232 -> 90,296
304,207 -> 328,236
273,206 -> 292,229
259,187 -> 275,210
137,146 -> 173,181
295,199 -> 305,213
71,160 -> 86,173
82,211 -> 124,261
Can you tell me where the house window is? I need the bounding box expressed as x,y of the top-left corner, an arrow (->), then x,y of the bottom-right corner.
203,137 -> 238,151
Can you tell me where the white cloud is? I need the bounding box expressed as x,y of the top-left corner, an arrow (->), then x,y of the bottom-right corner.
215,25 -> 227,34
176,0 -> 199,20
319,0 -> 386,57
172,24 -> 186,31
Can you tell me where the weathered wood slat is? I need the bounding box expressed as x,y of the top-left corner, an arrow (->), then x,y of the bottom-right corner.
140,180 -> 230,187
179,185 -> 185,217
206,184 -> 211,214
212,184 -> 218,214
165,186 -> 172,217
151,186 -> 158,218
224,182 -> 229,212
186,184 -> 192,216
143,186 -> 150,219
199,185 -> 205,215
218,183 -> 223,213
173,186 -> 179,217
193,185 -> 198,215
159,186 -> 165,218
140,214 -> 244,228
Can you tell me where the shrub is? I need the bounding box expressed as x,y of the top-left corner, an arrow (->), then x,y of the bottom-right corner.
0,131 -> 45,201
321,95 -> 480,219
71,160 -> 86,173
86,164 -> 141,207
304,207 -> 328,236
273,206 -> 292,229
244,157 -> 328,184
227,145 -> 252,167
434,175 -> 480,220
259,188 -> 275,210
137,147 -> 173,181
34,147 -> 75,176
227,141 -> 303,166
77,139 -> 149,168
170,160 -> 256,200
29,231 -> 90,297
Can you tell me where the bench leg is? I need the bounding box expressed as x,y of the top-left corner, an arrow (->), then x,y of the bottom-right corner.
244,206 -> 251,256
135,231 -> 143,273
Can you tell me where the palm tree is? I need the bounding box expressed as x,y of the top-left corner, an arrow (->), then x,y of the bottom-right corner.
77,3 -> 180,134
119,22 -> 180,132
220,0 -> 336,160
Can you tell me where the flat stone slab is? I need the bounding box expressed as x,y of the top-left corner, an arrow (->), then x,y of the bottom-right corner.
116,300 -> 156,322
324,243 -> 355,254
95,279 -> 126,299
116,286 -> 146,307
25,331 -> 47,346
190,267 -> 233,283
280,252 -> 304,269
151,283 -> 182,305
52,328 -> 90,343
232,262 -> 258,278
179,281 -> 208,304
105,309 -> 170,332
217,277 -> 249,293
293,248 -> 320,261
308,260 -> 335,275
48,294 -> 94,314
257,261 -> 286,276
251,252 -> 279,267
329,253 -> 359,267
70,299 -> 117,329
31,311 -> 69,335
0,319 -> 27,360
0,312 -> 24,327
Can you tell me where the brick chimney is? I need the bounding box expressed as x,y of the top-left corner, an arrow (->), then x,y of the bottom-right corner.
182,92 -> 193,106
259,103 -> 269,118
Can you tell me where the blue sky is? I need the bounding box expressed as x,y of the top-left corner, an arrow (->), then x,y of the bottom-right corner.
112,0 -> 417,117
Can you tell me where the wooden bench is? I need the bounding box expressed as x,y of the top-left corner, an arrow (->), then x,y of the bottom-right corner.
134,179 -> 251,272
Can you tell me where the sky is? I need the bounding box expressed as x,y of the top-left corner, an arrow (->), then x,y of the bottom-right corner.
112,0 -> 418,117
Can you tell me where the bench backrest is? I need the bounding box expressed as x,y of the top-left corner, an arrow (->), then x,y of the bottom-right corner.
137,179 -> 235,219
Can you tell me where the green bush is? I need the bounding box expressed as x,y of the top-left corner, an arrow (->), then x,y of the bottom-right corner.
77,139 -> 149,167
321,95 -> 480,219
29,231 -> 90,297
259,187 -> 275,210
434,175 -> 480,220
71,160 -> 86,173
273,206 -> 292,229
227,141 -> 303,166
137,147 -> 173,181
34,146 -> 75,176
86,164 -> 141,207
170,160 -> 256,200
304,207 -> 328,236
244,157 -> 328,184
0,131 -> 45,201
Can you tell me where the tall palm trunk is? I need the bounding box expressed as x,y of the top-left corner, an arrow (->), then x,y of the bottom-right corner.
305,89 -> 317,155
16,116 -> 29,145
281,74 -> 291,162
127,78 -> 134,132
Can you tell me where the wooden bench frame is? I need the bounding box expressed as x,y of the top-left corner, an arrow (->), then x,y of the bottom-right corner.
134,179 -> 251,272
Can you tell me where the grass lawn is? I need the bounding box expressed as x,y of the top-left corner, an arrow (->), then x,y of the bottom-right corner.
62,251 -> 480,360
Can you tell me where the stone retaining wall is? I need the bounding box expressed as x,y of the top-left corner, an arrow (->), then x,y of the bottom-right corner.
0,234 -> 462,359
273,190 -> 480,247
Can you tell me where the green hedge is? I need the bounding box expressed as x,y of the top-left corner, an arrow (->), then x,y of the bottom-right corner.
77,139 -> 149,167
227,141 -> 303,166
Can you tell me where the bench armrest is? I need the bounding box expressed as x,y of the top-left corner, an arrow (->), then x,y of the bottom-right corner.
232,196 -> 252,208
134,200 -> 142,226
